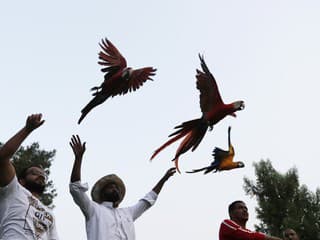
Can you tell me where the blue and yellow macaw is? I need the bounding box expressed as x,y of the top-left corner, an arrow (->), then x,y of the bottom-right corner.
186,126 -> 244,174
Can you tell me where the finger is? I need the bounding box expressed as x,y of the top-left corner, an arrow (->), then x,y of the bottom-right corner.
71,135 -> 77,145
36,113 -> 42,121
70,137 -> 77,147
38,119 -> 45,126
76,135 -> 81,144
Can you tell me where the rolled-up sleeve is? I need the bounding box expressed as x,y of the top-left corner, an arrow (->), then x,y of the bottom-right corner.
128,190 -> 158,221
69,181 -> 94,218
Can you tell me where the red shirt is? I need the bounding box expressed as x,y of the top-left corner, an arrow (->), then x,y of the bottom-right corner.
219,219 -> 265,240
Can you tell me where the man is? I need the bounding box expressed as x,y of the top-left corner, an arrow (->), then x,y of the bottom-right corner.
282,228 -> 299,240
69,135 -> 176,240
219,200 -> 282,240
0,114 -> 59,240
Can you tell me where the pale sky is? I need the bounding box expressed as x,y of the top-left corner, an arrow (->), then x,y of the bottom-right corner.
1,1 -> 320,239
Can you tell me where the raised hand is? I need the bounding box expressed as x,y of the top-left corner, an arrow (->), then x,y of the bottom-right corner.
162,167 -> 177,181
25,113 -> 45,132
70,135 -> 86,161
152,167 -> 176,194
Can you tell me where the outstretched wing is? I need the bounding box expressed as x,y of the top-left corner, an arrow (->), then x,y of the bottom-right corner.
98,38 -> 127,79
196,54 -> 224,114
117,67 -> 156,95
212,147 -> 230,163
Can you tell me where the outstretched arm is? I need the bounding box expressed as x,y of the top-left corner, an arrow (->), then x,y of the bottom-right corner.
0,114 -> 44,187
152,167 -> 176,195
128,167 -> 176,220
69,135 -> 86,183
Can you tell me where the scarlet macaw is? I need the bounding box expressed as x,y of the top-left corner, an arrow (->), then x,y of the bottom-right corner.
186,126 -> 244,174
78,38 -> 156,124
150,55 -> 245,173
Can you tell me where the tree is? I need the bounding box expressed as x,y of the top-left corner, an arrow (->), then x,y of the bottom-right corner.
0,142 -> 57,208
243,159 -> 320,240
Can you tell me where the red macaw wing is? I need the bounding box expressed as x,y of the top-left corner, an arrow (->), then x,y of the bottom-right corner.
98,38 -> 127,77
117,67 -> 156,95
196,54 -> 224,114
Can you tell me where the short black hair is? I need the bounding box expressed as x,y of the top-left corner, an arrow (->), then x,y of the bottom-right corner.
282,228 -> 298,238
17,164 -> 44,180
228,200 -> 245,216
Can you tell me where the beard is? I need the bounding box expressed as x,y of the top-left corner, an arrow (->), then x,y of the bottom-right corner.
23,180 -> 46,195
102,190 -> 120,203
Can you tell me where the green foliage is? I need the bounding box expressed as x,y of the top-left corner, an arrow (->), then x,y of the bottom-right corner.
0,142 -> 57,208
243,159 -> 320,240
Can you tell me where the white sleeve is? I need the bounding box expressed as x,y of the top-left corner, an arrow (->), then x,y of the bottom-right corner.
128,191 -> 158,221
48,215 -> 59,240
69,181 -> 95,219
0,176 -> 19,199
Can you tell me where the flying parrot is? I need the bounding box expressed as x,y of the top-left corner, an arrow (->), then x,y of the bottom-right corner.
186,126 -> 244,174
78,38 -> 157,124
150,54 -> 245,173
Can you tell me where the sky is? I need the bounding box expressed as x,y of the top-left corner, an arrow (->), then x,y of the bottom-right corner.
1,1 -> 320,239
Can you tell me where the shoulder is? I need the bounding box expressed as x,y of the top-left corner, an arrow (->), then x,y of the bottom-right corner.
220,219 -> 240,229
0,176 -> 26,198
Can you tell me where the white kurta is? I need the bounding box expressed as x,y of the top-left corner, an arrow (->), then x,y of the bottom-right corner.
69,181 -> 157,240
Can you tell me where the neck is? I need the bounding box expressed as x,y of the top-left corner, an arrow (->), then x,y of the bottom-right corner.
31,191 -> 41,199
232,219 -> 246,228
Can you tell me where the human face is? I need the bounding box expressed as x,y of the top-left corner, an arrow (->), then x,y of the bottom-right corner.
230,202 -> 249,222
21,167 -> 47,194
283,229 -> 299,240
26,167 -> 47,183
101,182 -> 121,203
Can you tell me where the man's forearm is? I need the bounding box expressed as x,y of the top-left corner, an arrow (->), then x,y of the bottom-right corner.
0,127 -> 30,163
0,127 -> 32,186
70,159 -> 82,183
152,177 -> 166,195
152,168 -> 176,194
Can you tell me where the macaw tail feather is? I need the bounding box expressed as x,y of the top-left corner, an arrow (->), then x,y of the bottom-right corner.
186,161 -> 219,174
150,118 -> 206,160
78,95 -> 107,124
151,118 -> 208,174
174,157 -> 181,174
150,127 -> 191,161
185,166 -> 209,174
204,165 -> 218,174
173,118 -> 208,156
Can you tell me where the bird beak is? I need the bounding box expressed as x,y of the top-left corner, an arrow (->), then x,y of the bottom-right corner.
240,102 -> 245,110
238,162 -> 245,168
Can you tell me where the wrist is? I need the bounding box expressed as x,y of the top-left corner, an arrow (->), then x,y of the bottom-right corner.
24,125 -> 34,134
75,156 -> 83,162
161,177 -> 168,182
